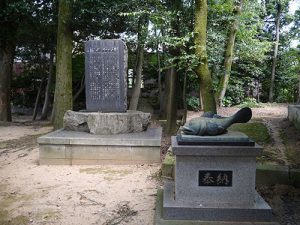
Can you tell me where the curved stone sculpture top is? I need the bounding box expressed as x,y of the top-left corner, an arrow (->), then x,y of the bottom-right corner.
182,107 -> 252,136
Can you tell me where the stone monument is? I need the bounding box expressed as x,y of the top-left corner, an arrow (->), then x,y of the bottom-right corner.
38,39 -> 162,165
85,40 -> 127,112
155,109 -> 277,225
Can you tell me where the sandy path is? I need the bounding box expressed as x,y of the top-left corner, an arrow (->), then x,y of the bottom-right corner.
0,129 -> 161,225
0,125 -> 52,142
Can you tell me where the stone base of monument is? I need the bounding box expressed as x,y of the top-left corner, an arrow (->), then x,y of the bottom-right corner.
155,133 -> 276,224
154,189 -> 279,225
38,127 -> 161,165
63,110 -> 151,135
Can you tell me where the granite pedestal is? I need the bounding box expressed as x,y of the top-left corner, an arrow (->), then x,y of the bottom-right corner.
158,133 -> 273,224
38,127 -> 161,165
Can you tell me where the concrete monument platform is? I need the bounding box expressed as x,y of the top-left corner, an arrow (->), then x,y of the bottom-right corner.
163,181 -> 272,221
155,189 -> 279,225
38,127 -> 162,165
156,134 -> 275,224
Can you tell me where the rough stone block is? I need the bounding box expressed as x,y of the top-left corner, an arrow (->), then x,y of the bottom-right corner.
63,110 -> 89,132
88,110 -> 151,134
63,110 -> 151,135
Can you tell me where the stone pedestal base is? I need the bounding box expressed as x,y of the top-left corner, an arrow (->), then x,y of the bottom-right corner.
38,128 -> 161,165
154,188 -> 278,225
63,110 -> 151,135
162,181 -> 272,222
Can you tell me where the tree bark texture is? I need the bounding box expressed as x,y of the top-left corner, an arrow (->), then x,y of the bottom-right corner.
269,3 -> 281,103
216,0 -> 243,106
41,50 -> 55,120
129,16 -> 148,111
165,0 -> 181,134
194,0 -> 216,113
53,0 -> 73,129
129,43 -> 144,110
165,67 -> 178,134
0,25 -> 16,121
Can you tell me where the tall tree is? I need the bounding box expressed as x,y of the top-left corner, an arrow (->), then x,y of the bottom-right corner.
53,0 -> 73,129
0,0 -> 33,121
216,0 -> 243,106
194,0 -> 216,113
268,2 -> 282,102
0,22 -> 15,121
165,0 -> 181,134
129,15 -> 148,110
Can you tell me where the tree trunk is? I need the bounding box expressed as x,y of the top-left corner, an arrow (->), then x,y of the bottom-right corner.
216,0 -> 243,106
181,70 -> 187,125
0,13 -> 16,122
165,67 -> 178,133
194,0 -> 216,113
269,3 -> 281,103
165,0 -> 181,134
0,39 -> 14,122
155,27 -> 163,115
41,50 -> 55,120
32,77 -> 46,121
53,0 -> 73,129
129,16 -> 148,111
129,44 -> 144,110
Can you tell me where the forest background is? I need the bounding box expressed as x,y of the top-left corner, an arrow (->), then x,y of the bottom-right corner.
0,0 -> 299,133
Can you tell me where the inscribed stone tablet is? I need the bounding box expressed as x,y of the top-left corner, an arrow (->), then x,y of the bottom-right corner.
85,40 -> 127,112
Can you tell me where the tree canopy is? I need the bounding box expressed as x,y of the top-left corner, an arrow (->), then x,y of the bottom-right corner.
0,0 -> 299,131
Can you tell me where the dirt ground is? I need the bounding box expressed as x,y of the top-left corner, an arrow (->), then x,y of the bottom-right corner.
0,104 -> 299,225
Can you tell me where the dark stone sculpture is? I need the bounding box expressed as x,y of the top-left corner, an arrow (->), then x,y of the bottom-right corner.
182,107 -> 252,136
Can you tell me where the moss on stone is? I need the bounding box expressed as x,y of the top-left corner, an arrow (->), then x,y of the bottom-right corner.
161,151 -> 175,179
229,122 -> 271,145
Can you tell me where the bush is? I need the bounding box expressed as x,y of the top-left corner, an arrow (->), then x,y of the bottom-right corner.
236,97 -> 262,108
186,95 -> 200,111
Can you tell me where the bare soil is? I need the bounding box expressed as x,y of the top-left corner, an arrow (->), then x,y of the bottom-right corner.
0,104 -> 299,225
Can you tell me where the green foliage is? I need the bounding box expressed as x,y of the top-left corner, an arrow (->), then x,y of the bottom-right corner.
186,95 -> 200,111
236,97 -> 262,108
222,79 -> 245,106
229,122 -> 271,145
3,0 -> 300,114
11,73 -> 40,108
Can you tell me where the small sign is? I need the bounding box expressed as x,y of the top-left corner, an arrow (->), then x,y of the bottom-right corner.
199,170 -> 232,187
